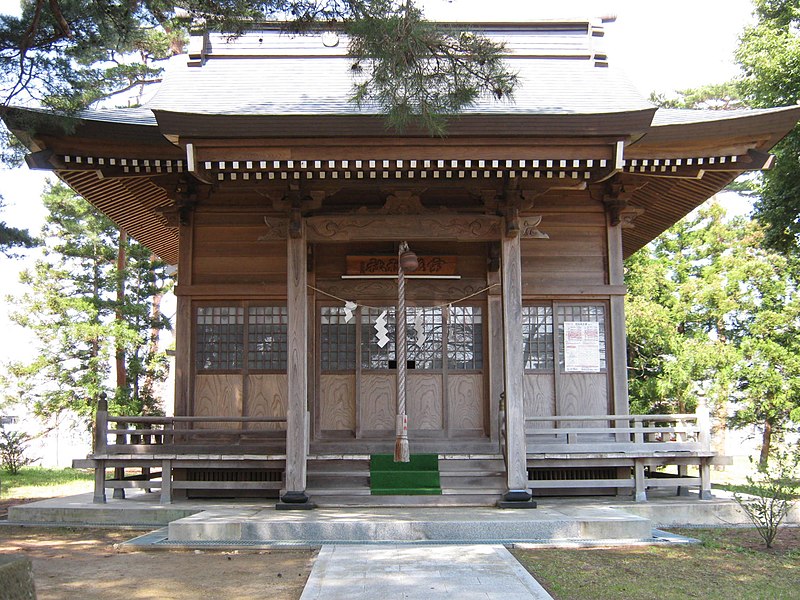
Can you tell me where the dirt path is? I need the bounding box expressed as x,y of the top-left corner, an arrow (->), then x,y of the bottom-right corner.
0,526 -> 317,600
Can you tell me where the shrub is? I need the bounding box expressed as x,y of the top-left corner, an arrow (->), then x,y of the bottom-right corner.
733,449 -> 799,549
0,430 -> 36,475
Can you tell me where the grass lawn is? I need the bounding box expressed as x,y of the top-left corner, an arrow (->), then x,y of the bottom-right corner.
0,466 -> 93,501
512,528 -> 800,600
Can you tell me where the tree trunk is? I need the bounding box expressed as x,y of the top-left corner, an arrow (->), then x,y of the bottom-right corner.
759,420 -> 773,469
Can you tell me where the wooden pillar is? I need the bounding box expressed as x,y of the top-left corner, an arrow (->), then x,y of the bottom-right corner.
174,208 -> 194,418
634,458 -> 647,502
160,459 -> 172,504
606,215 -> 630,428
93,394 -> 108,504
697,398 -> 714,499
498,224 -> 535,508
487,268 -> 504,443
278,218 -> 315,509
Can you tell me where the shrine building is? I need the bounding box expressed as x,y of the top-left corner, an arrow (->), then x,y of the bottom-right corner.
5,18 -> 799,509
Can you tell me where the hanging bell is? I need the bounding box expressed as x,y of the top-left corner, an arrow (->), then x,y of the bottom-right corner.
399,241 -> 419,273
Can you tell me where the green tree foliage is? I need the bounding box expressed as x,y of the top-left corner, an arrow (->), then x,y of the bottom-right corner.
0,0 -> 515,138
626,202 -> 800,461
736,0 -> 800,254
3,182 -> 172,426
0,199 -> 36,255
649,82 -> 742,110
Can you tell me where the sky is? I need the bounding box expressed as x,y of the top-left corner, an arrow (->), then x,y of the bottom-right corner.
0,0 -> 758,364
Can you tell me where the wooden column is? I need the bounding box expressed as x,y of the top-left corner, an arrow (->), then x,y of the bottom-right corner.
278,218 -> 315,509
634,458 -> 647,502
487,268 -> 504,443
499,223 -> 535,508
606,216 -> 630,420
160,459 -> 173,504
173,211 -> 194,418
93,394 -> 108,504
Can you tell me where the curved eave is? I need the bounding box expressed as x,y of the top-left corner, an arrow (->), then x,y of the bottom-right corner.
152,108 -> 657,140
2,107 -> 181,263
621,106 -> 800,258
629,106 -> 800,155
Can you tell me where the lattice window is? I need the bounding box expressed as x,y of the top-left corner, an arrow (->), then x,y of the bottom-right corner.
195,306 -> 245,371
522,305 -> 554,371
557,304 -> 607,371
447,306 -> 483,370
361,307 -> 395,369
320,306 -> 357,371
407,306 -> 444,370
248,306 -> 288,370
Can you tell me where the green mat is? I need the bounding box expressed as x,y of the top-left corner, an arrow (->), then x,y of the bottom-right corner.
370,454 -> 442,495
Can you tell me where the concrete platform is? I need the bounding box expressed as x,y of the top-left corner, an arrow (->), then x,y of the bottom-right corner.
7,488 -> 793,547
7,488 -> 773,527
165,504 -> 653,544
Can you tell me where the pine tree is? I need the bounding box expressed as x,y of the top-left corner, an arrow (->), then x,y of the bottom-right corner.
3,182 -> 172,427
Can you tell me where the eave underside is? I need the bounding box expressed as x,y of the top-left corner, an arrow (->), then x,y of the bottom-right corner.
58,170 -> 180,265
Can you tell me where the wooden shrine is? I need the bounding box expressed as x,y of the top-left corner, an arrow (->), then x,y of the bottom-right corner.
6,19 -> 800,508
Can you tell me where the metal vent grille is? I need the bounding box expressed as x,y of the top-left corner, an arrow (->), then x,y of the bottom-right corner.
528,467 -> 620,481
186,469 -> 283,482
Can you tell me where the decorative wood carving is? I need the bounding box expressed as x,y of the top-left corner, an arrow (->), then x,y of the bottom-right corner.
618,206 -> 646,229
381,191 -> 427,214
346,255 -> 457,276
520,216 -> 550,239
257,217 -> 289,240
306,215 -> 502,242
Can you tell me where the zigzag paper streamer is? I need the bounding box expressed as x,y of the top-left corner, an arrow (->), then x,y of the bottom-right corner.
375,309 -> 390,348
343,301 -> 357,323
413,311 -> 427,348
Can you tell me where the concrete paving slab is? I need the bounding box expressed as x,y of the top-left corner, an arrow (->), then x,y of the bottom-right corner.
299,544 -> 553,600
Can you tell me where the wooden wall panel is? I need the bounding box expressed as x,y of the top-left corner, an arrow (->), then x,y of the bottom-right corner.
448,374 -> 484,431
247,374 -> 288,430
557,373 -> 609,428
523,374 -> 556,423
521,204 -> 609,292
192,209 -> 288,286
319,374 -> 356,431
194,374 -> 243,429
407,374 -> 443,431
360,373 -> 396,431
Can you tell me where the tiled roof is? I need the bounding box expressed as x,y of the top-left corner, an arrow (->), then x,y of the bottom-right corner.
652,107 -> 800,126
146,24 -> 653,117
76,106 -> 157,126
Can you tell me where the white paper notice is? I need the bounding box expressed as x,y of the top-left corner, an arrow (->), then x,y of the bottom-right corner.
563,321 -> 601,373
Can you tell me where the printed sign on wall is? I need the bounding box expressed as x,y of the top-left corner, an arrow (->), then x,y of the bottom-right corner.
563,321 -> 601,373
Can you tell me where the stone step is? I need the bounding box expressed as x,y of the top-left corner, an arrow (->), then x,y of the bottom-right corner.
166,505 -> 654,544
